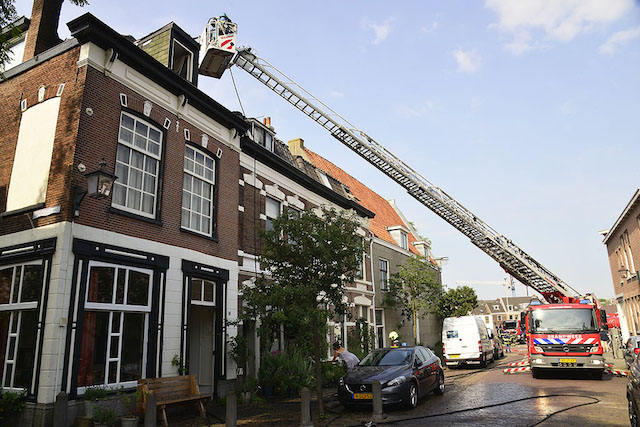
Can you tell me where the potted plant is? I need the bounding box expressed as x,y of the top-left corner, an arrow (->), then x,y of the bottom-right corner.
119,389 -> 143,427
0,389 -> 27,424
92,405 -> 116,427
82,385 -> 107,417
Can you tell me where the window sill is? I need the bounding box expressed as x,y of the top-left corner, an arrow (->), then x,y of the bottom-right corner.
180,227 -> 219,242
108,207 -> 163,226
0,203 -> 45,218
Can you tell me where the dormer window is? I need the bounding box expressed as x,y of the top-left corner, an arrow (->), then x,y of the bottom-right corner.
252,123 -> 274,151
318,171 -> 332,188
171,40 -> 193,80
400,232 -> 408,250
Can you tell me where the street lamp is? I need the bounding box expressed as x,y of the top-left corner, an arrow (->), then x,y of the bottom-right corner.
619,266 -> 629,280
74,158 -> 118,216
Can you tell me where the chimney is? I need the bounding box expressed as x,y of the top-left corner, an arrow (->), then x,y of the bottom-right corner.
22,0 -> 64,62
288,138 -> 306,157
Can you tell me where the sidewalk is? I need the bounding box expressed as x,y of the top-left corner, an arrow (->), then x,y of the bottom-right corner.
603,348 -> 628,372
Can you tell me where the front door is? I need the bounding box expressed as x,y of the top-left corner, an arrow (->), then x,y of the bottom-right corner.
189,305 -> 215,394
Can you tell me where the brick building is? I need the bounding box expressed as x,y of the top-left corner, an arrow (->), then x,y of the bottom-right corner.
0,2 -> 254,423
603,188 -> 640,341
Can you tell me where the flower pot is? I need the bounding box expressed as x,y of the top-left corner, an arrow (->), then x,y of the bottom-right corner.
121,415 -> 139,427
84,400 -> 95,417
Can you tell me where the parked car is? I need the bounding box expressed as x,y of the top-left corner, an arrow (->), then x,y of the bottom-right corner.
624,336 -> 640,369
338,346 -> 444,409
488,329 -> 505,359
627,348 -> 640,426
442,315 -> 494,367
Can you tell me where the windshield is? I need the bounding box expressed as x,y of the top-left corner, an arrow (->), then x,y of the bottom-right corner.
531,308 -> 597,333
503,321 -> 517,329
359,349 -> 413,366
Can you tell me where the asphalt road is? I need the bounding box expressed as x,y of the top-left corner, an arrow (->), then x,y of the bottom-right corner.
328,346 -> 629,426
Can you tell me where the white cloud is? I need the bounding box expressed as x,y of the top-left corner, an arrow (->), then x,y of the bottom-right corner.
421,21 -> 439,33
485,0 -> 634,53
329,90 -> 344,98
599,27 -> 640,55
395,101 -> 434,118
365,18 -> 394,44
453,49 -> 481,73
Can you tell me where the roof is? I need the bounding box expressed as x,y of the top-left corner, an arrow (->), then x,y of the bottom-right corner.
603,188 -> 640,244
303,148 -> 421,255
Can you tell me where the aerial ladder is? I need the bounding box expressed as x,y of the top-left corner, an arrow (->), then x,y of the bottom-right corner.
198,16 -> 579,304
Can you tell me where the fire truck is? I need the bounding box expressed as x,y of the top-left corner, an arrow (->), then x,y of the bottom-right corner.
524,294 -> 607,379
501,319 -> 525,344
197,15 -> 608,379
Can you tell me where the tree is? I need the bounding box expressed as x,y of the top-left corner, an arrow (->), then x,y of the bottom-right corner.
435,286 -> 478,319
241,206 -> 364,416
382,255 -> 441,344
0,0 -> 88,70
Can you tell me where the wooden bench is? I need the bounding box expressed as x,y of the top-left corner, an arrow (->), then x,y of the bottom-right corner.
138,375 -> 210,426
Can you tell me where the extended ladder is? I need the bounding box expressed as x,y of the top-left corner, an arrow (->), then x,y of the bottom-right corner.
232,47 -> 578,303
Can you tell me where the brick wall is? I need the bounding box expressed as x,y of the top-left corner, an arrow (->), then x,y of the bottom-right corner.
0,46 -> 84,235
71,66 -> 239,261
606,200 -> 640,298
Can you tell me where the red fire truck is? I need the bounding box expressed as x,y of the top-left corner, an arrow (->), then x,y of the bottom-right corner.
524,295 -> 607,379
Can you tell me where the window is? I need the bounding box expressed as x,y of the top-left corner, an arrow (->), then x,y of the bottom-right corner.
509,315 -> 513,320
318,171 -> 332,188
357,305 -> 370,322
252,124 -> 274,151
497,315 -> 502,321
624,231 -> 636,273
400,232 -> 408,250
191,278 -> 215,306
485,316 -> 489,322
375,309 -> 384,349
113,113 -> 162,218
493,305 -> 499,310
78,262 -> 152,390
508,305 -> 513,311
0,35 -> 25,73
182,146 -> 215,235
171,40 -> 193,80
265,197 -> 281,231
379,259 -> 389,290
0,261 -> 44,392
355,252 -> 365,280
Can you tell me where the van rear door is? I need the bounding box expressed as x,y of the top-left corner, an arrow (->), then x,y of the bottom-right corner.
443,318 -> 479,357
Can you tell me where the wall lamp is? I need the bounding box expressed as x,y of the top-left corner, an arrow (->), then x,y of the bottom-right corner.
74,158 -> 118,216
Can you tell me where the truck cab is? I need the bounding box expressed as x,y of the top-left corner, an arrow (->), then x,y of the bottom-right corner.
527,301 -> 605,379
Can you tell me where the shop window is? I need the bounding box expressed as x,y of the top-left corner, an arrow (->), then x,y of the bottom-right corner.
0,261 -> 44,392
78,262 -> 152,390
182,146 -> 215,235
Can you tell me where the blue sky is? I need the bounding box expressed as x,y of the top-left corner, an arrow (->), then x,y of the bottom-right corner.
14,0 -> 640,300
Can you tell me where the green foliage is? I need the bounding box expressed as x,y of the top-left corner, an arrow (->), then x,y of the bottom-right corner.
118,388 -> 142,417
0,389 -> 26,421
227,324 -> 253,372
171,354 -> 188,375
257,350 -> 313,396
435,286 -> 478,319
321,361 -> 347,387
346,318 -> 376,360
92,405 -> 116,425
382,255 -> 441,342
83,385 -> 107,401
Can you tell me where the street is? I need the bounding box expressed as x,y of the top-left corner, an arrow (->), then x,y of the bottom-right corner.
324,346 -> 628,427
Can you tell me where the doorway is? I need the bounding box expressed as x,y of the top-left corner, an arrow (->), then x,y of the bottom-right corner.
188,305 -> 215,394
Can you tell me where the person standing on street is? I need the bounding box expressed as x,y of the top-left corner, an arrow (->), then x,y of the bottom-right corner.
600,329 -> 611,353
332,342 -> 360,370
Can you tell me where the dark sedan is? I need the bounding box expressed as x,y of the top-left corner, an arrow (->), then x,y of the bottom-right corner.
338,346 -> 444,409
628,348 -> 640,426
624,336 -> 640,370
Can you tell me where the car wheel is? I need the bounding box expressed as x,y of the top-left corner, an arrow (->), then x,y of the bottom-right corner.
434,373 -> 445,395
630,396 -> 639,427
406,381 -> 419,409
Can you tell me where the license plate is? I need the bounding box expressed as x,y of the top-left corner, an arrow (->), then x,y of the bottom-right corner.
450,354 -> 460,358
353,393 -> 372,400
559,358 -> 576,363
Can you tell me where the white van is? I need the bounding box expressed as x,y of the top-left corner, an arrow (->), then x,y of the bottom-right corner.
442,315 -> 494,367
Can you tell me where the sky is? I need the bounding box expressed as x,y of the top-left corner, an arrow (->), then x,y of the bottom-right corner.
13,0 -> 640,300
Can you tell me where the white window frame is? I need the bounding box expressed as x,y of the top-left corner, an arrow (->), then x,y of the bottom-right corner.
171,39 -> 193,81
0,260 -> 43,392
493,305 -> 499,310
112,112 -> 162,218
379,258 -> 389,291
181,145 -> 216,236
265,197 -> 281,231
624,230 -> 636,273
78,261 -> 152,393
190,278 -> 216,307
400,232 -> 408,250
